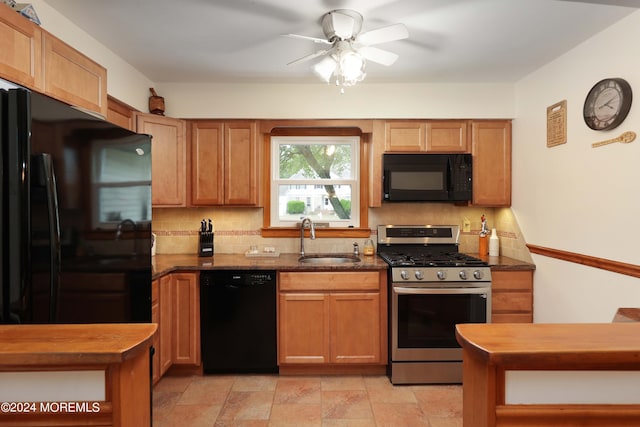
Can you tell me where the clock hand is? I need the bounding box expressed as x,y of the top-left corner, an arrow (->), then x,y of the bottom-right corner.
597,95 -> 619,110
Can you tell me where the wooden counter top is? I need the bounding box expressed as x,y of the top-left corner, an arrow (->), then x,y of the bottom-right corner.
456,322 -> 640,368
0,323 -> 157,367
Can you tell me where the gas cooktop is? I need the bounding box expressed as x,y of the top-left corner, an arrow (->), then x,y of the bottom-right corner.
378,251 -> 487,268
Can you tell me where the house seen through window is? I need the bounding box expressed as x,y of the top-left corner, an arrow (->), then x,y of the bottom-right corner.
270,136 -> 360,228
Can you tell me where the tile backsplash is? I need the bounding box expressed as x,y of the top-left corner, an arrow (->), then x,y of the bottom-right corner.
152,204 -> 532,262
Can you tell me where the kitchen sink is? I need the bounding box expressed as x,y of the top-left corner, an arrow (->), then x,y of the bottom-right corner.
298,254 -> 361,264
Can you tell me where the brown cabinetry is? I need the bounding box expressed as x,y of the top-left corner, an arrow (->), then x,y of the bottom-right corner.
42,31 -> 107,117
278,271 -> 385,367
385,121 -> 425,151
171,272 -> 200,366
107,95 -> 135,130
490,269 -> 533,323
426,120 -> 469,152
159,274 -> 173,374
151,279 -> 160,384
0,6 -> 107,116
471,120 -> 512,206
136,113 -> 187,207
190,120 -> 259,206
0,4 -> 42,89
385,120 -> 469,152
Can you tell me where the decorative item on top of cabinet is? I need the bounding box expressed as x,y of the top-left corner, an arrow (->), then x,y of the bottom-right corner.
471,120 -> 512,207
0,3 -> 43,89
189,120 -> 259,206
148,87 -> 165,115
42,31 -> 108,118
136,112 -> 187,207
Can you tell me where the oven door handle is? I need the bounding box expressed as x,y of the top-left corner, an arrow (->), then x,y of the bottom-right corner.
393,286 -> 491,295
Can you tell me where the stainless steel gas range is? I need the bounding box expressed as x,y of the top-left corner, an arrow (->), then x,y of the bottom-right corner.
377,225 -> 491,385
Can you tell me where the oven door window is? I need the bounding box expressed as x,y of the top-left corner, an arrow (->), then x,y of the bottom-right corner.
397,292 -> 487,348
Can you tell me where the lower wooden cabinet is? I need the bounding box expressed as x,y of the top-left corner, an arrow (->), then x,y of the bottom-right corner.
490,269 -> 534,323
171,272 -> 201,366
278,271 -> 386,366
159,274 -> 173,375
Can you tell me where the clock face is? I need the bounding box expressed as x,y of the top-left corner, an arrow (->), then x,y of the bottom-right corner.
583,78 -> 632,130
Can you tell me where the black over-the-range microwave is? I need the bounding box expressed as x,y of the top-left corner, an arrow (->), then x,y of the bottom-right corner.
382,153 -> 472,202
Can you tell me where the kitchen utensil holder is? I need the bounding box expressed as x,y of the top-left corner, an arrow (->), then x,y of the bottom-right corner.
198,231 -> 214,257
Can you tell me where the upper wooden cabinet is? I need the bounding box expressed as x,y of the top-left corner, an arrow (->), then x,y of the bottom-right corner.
471,120 -> 512,206
0,4 -> 42,89
0,6 -> 107,117
42,31 -> 107,117
190,120 -> 259,206
107,95 -> 135,130
385,120 -> 469,153
385,121 -> 425,151
426,120 -> 469,152
136,113 -> 187,207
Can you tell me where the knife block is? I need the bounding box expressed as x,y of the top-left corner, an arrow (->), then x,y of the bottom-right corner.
198,231 -> 214,257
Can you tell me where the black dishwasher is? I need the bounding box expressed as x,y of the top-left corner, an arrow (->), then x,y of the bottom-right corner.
200,270 -> 277,374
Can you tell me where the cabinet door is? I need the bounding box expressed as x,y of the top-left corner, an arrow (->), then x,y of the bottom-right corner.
224,121 -> 258,205
471,120 -> 512,206
190,121 -> 224,205
426,120 -> 469,152
159,274 -> 173,375
107,95 -> 134,130
151,279 -> 160,384
491,270 -> 533,323
330,292 -> 381,364
385,121 -> 426,151
171,272 -> 200,365
137,113 -> 187,207
0,5 -> 42,90
278,293 -> 330,364
42,32 -> 107,117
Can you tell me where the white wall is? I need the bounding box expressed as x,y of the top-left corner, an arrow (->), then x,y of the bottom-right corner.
513,11 -> 640,323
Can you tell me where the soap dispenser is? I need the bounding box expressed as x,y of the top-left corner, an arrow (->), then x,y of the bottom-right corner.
489,228 -> 499,256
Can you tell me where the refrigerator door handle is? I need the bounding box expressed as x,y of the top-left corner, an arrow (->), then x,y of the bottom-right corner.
38,154 -> 61,323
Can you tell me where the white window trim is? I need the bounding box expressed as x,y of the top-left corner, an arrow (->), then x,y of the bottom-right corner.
270,136 -> 360,228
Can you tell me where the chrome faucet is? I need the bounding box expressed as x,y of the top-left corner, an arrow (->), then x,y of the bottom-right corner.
299,217 -> 315,256
115,219 -> 138,255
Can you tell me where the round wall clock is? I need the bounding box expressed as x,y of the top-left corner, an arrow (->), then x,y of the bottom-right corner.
583,78 -> 632,130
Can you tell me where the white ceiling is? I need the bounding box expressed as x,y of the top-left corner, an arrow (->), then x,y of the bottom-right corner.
43,0 -> 638,84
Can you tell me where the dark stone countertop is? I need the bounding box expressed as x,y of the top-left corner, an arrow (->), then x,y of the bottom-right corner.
152,252 -> 534,280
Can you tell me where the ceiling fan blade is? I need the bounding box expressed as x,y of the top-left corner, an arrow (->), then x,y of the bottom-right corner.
287,49 -> 330,66
283,34 -> 332,45
357,46 -> 399,66
331,10 -> 357,39
357,23 -> 409,46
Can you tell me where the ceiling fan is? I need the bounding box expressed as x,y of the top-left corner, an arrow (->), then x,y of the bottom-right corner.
285,9 -> 409,91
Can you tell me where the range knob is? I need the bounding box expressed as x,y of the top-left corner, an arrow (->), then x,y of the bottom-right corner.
415,270 -> 424,280
400,270 -> 410,280
436,270 -> 447,280
473,270 -> 484,280
459,270 -> 468,280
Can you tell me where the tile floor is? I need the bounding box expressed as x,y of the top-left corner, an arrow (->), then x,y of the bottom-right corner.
153,374 -> 462,427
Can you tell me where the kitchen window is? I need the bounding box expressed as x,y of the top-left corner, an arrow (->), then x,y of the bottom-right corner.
270,136 -> 360,228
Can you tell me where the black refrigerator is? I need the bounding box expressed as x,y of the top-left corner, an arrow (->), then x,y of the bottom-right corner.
0,87 -> 152,324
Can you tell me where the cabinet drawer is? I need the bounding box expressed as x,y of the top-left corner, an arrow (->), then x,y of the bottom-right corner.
492,291 -> 532,312
279,271 -> 379,291
491,270 -> 533,291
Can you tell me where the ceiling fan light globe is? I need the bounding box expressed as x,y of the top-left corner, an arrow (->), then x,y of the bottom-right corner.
313,56 -> 337,83
340,51 -> 366,83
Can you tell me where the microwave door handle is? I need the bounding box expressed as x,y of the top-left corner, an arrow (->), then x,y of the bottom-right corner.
394,286 -> 490,295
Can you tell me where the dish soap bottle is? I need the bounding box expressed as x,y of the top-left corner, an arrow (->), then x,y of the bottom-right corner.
489,228 -> 499,256
478,215 -> 489,255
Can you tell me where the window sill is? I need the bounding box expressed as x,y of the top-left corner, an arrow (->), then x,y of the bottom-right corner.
261,227 -> 372,238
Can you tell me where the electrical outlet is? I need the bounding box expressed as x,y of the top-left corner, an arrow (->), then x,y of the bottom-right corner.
463,218 -> 471,233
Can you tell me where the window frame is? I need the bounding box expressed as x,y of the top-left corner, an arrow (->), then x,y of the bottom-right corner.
261,127 -> 370,238
270,135 -> 360,228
